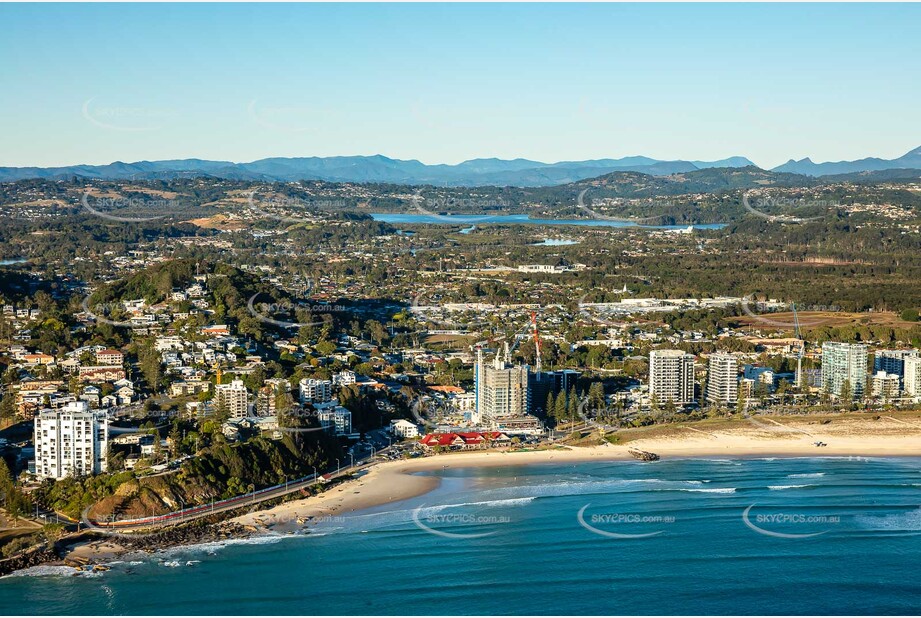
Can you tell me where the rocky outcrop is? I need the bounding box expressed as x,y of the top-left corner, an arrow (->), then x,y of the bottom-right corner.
628,448 -> 660,461
0,545 -> 59,577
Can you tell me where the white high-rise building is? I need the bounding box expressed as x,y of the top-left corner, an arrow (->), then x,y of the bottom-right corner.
874,349 -> 919,389
821,342 -> 868,399
314,401 -> 352,435
474,348 -> 530,424
649,350 -> 695,404
706,352 -> 738,404
215,379 -> 249,418
299,378 -> 333,404
903,356 -> 921,398
34,401 -> 109,480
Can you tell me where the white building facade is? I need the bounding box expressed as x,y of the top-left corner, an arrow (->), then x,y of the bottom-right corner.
390,419 -> 420,439
649,350 -> 695,404
299,378 -> 333,404
821,342 -> 868,399
706,352 -> 738,404
215,379 -> 249,418
904,356 -> 921,398
34,401 -> 109,480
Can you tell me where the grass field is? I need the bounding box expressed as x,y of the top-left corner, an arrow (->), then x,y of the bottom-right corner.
734,310 -> 919,331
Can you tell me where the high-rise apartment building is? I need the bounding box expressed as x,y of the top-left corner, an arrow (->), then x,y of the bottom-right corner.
821,342 -> 868,399
34,401 -> 109,480
649,350 -> 695,404
215,379 -> 249,418
706,352 -> 738,404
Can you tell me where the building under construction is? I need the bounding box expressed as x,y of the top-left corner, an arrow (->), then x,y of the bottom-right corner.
472,312 -> 579,429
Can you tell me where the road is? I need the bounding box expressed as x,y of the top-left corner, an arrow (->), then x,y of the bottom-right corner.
83,437 -> 399,533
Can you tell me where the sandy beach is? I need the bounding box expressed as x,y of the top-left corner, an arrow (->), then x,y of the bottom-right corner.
234,414 -> 921,530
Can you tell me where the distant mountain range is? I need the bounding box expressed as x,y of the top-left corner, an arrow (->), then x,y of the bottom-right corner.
1,147 -> 919,186
773,146 -> 921,176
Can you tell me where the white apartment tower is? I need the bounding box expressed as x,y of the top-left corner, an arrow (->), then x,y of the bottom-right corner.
706,352 -> 738,404
649,350 -> 695,404
215,379 -> 249,418
34,401 -> 109,480
299,378 -> 333,404
903,356 -> 921,398
821,342 -> 868,399
874,349 -> 919,389
474,347 -> 529,424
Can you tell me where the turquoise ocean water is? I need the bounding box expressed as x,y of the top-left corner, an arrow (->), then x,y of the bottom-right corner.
2,457 -> 920,615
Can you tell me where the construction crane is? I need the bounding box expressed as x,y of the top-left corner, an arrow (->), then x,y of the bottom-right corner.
531,311 -> 542,373
793,302 -> 804,389
484,310 -> 544,370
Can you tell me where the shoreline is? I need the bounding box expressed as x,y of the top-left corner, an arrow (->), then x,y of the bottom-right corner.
8,416 -> 921,574
234,419 -> 921,530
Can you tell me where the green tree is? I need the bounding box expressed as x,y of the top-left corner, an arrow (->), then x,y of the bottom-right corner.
169,422 -> 182,459
554,389 -> 567,422
544,391 -> 555,419
567,386 -> 578,421
315,340 -> 336,356
840,379 -> 852,403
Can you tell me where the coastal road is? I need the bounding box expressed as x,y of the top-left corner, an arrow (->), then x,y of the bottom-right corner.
82,460 -> 377,534
83,436 -> 403,534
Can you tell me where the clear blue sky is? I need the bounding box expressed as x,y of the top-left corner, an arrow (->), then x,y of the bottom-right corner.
1,3 -> 919,169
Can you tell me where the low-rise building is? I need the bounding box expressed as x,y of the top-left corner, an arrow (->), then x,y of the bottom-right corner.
870,371 -> 900,400
95,349 -> 124,366
390,419 -> 420,439
314,401 -> 352,435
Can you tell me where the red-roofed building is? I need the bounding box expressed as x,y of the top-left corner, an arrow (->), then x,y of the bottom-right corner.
78,366 -> 127,384
427,385 -> 466,395
95,349 -> 124,366
419,431 -> 510,451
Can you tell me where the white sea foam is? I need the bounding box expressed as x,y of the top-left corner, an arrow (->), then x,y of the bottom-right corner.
768,484 -> 812,490
856,507 -> 921,531
788,473 -> 826,478
150,531 -> 294,560
652,487 -> 736,494
1,565 -> 78,579
425,496 -> 537,512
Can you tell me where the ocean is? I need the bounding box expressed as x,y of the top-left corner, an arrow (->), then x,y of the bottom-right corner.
2,457 -> 920,615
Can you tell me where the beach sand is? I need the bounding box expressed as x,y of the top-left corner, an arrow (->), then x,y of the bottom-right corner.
234,414 -> 921,529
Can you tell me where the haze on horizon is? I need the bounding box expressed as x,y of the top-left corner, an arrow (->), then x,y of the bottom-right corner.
0,3 -> 919,169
